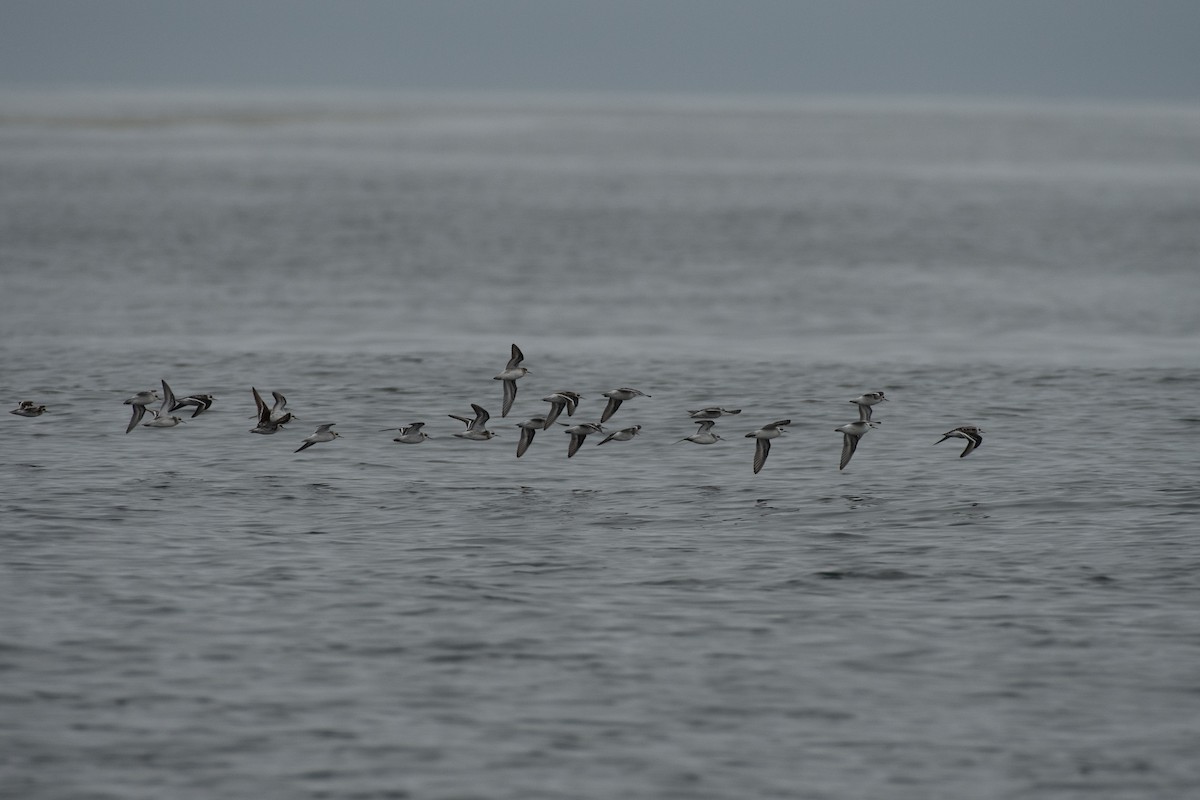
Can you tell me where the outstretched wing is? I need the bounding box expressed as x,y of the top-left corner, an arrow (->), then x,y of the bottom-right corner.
753,438 -> 771,474
516,426 -> 536,457
600,397 -> 621,423
125,404 -> 146,434
543,400 -> 564,429
839,433 -> 859,470
471,404 -> 491,427
502,379 -> 517,417
252,387 -> 271,425
506,343 -> 524,369
160,379 -> 176,415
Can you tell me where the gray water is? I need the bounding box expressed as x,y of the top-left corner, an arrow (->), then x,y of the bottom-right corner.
2,89 -> 1199,799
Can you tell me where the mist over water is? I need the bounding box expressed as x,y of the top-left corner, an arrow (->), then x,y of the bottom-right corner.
2,90 -> 1199,799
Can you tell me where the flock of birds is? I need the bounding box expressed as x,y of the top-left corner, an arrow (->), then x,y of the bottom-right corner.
9,343 -> 985,470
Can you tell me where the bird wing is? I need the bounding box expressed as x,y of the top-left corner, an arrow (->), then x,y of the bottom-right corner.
252,388 -> 271,425
516,426 -> 535,457
600,397 -> 621,423
839,433 -> 859,470
506,343 -> 524,369
125,404 -> 147,434
542,401 -> 564,429
160,380 -> 175,415
502,379 -> 516,417
472,404 -> 490,427
753,438 -> 771,474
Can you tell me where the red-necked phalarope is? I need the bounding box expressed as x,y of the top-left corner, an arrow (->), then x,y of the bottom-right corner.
143,381 -> 184,429
269,391 -> 296,423
936,425 -> 984,457
295,423 -> 340,453
171,392 -> 215,417
686,407 -> 741,419
451,404 -> 497,440
383,422 -> 430,444
597,424 -> 641,445
143,412 -> 184,429
746,419 -> 790,474
515,415 -> 553,457
123,388 -> 161,434
10,401 -> 47,417
250,387 -> 292,434
849,391 -> 887,422
564,422 -> 604,457
834,419 -> 878,470
677,419 -> 723,444
494,343 -> 530,418
600,388 -> 650,423
542,391 -> 581,429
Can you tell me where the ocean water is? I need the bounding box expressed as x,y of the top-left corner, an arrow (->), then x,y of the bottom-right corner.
2,89 -> 1199,799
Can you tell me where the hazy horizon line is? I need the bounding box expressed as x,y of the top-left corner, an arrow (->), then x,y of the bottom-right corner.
4,81 -> 1199,115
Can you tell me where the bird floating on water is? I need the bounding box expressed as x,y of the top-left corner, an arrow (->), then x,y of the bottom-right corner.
10,401 -> 47,417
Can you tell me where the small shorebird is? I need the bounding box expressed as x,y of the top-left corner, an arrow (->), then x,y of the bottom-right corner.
834,419 -> 879,470
564,422 -> 604,457
143,413 -> 184,429
10,401 -> 47,417
158,379 -> 178,417
124,389 -> 161,434
170,392 -> 215,417
686,407 -> 741,419
450,404 -> 497,440
269,391 -> 296,424
935,425 -> 984,458
250,387 -> 291,434
515,415 -> 552,457
849,391 -> 887,422
383,422 -> 430,444
542,391 -> 581,429
677,419 -> 722,444
295,423 -> 340,453
600,388 -> 650,423
142,379 -> 184,429
746,419 -> 790,474
494,343 -> 530,418
597,425 -> 641,445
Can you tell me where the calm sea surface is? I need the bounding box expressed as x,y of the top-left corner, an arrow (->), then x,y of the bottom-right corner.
2,89 -> 1199,799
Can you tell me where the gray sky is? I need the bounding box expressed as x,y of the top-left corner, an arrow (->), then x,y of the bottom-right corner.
3,0 -> 1198,101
